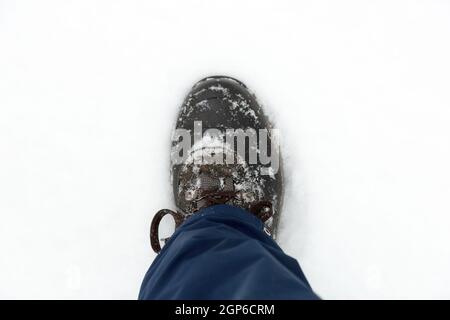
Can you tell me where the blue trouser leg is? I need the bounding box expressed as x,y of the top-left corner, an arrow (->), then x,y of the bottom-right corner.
138,204 -> 319,299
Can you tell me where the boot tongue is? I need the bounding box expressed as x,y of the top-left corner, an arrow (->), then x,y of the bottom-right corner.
177,135 -> 263,215
196,171 -> 234,194
192,167 -> 237,210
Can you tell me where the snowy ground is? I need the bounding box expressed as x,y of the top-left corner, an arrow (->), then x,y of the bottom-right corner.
1,0 -> 450,299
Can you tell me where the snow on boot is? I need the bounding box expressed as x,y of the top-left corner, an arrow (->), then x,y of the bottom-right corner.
150,76 -> 283,253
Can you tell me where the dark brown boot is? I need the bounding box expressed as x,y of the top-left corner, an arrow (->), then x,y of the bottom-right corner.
151,76 -> 283,253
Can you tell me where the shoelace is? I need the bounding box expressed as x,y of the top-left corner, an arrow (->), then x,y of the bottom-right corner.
150,191 -> 273,253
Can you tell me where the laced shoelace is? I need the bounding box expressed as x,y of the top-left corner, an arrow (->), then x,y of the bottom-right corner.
150,191 -> 273,253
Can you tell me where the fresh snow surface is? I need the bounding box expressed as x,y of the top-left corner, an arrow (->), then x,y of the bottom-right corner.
1,0 -> 450,299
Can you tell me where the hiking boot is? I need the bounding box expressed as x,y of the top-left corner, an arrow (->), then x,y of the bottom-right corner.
150,76 -> 283,253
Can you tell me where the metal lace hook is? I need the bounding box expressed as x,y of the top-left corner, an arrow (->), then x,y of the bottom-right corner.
150,209 -> 184,253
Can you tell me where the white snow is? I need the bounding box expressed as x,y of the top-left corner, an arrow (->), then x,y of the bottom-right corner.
1,0 -> 450,299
